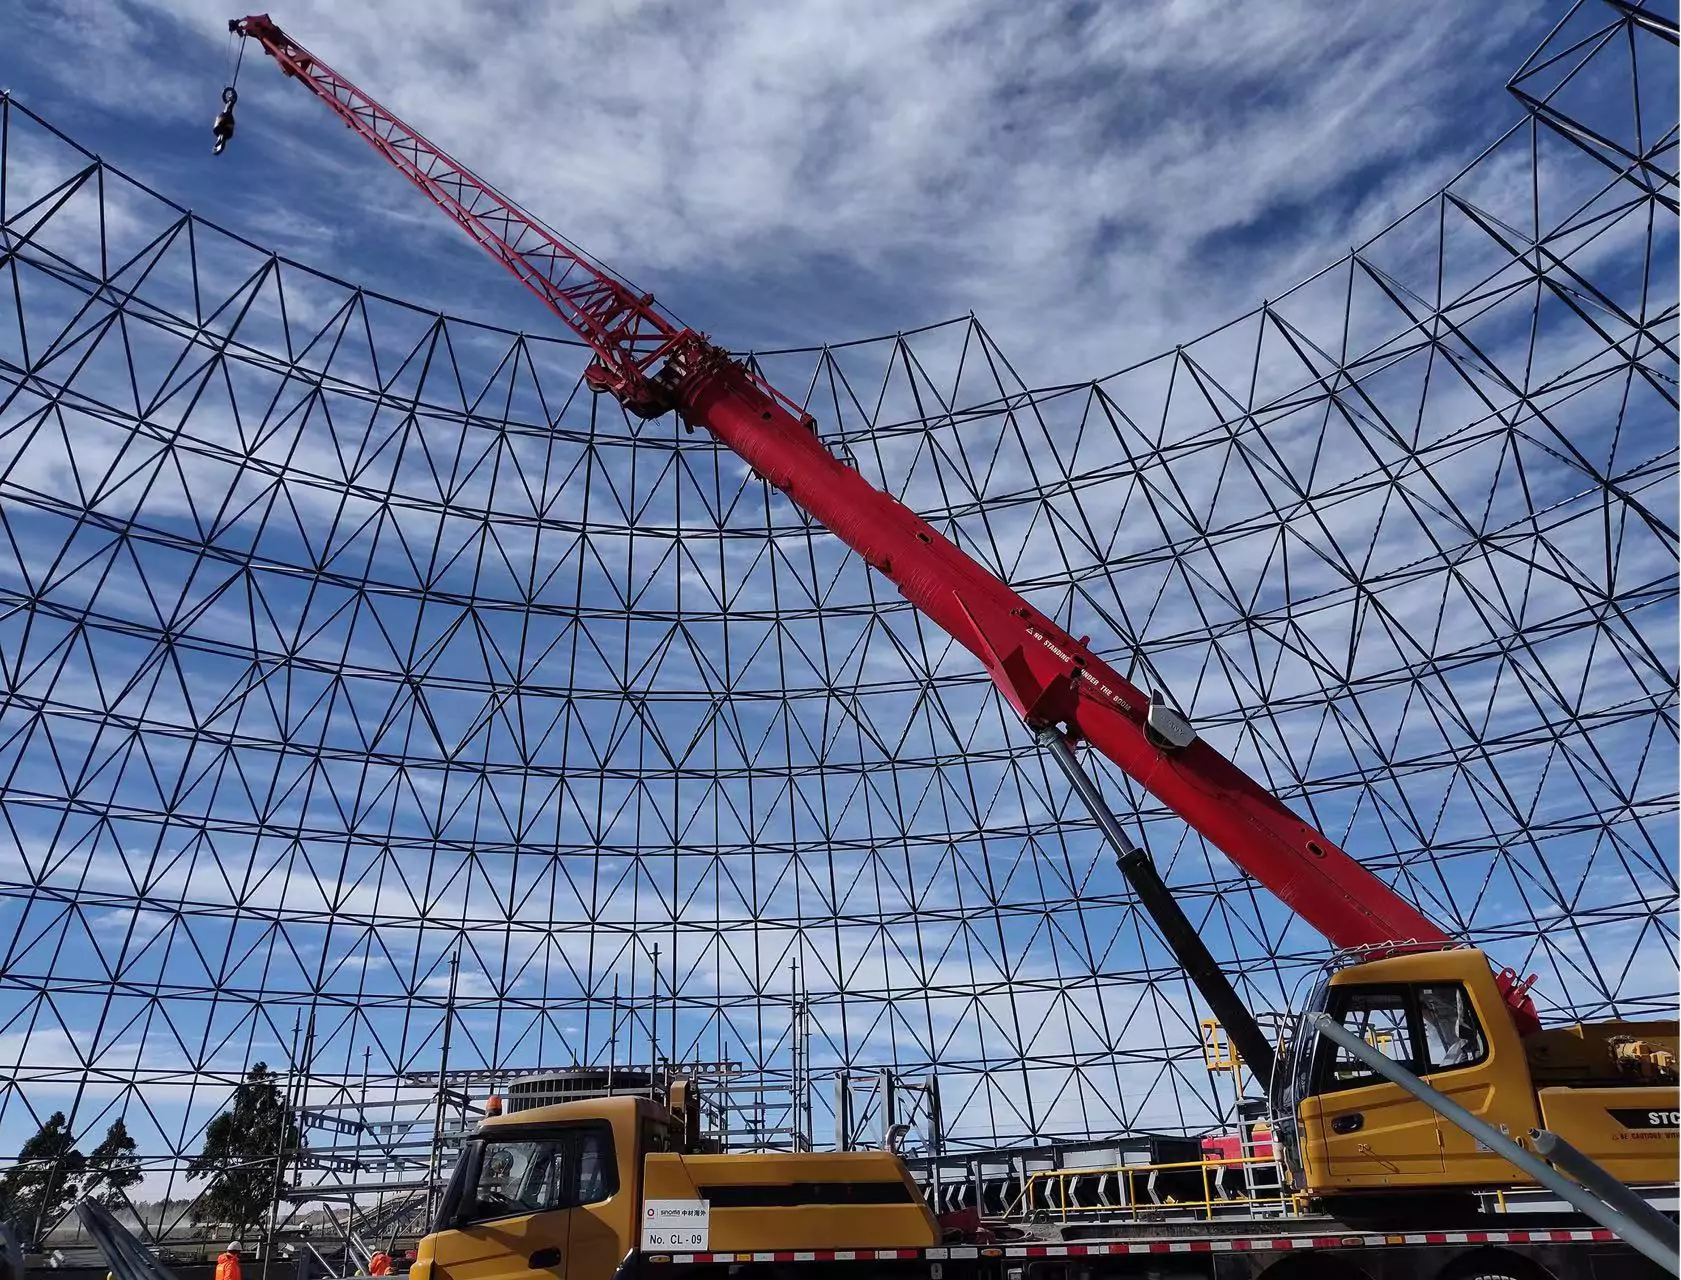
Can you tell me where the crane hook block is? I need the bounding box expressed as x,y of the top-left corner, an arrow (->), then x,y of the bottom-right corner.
212,86 -> 239,156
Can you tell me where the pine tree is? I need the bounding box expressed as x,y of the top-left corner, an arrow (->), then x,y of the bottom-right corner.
0,1112 -> 86,1244
85,1119 -> 143,1204
187,1064 -> 300,1233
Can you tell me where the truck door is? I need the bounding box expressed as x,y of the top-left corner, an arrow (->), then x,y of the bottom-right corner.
1307,985 -> 1445,1188
1414,982 -> 1540,1184
555,1126 -> 622,1280
428,1123 -> 623,1280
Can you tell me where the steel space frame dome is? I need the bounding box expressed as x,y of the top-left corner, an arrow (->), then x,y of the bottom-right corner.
0,0 -> 1672,1221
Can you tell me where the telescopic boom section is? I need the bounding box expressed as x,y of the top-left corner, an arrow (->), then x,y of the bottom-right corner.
232,14 -> 707,418
229,14 -> 1540,1032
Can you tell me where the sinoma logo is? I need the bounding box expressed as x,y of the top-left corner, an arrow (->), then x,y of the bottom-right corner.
1609,1108 -> 1681,1129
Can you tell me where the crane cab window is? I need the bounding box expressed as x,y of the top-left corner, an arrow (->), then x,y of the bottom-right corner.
459,1123 -> 618,1223
1319,988 -> 1418,1090
1310,982 -> 1490,1093
1418,984 -> 1488,1072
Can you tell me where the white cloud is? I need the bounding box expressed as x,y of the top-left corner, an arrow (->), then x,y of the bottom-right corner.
14,0 -> 1547,379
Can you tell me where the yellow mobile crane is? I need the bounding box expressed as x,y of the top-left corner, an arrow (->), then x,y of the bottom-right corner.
208,13 -> 1679,1280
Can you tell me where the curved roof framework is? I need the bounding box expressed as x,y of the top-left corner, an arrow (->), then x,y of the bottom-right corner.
0,0 -> 1672,1217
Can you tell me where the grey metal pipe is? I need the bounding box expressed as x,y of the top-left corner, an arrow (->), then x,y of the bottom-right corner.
77,1198 -> 188,1280
1532,1126 -> 1680,1247
1308,1012 -> 1680,1276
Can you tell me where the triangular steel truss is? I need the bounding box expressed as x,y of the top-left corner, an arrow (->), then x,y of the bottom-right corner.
0,0 -> 1672,1208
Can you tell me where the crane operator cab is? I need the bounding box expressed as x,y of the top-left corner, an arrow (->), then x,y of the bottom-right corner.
1269,947 -> 1680,1210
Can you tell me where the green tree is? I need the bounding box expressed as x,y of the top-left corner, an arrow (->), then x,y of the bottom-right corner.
187,1064 -> 300,1233
0,1112 -> 86,1243
85,1118 -> 143,1204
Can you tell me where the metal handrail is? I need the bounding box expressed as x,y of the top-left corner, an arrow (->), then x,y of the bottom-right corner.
1004,1152 -> 1292,1222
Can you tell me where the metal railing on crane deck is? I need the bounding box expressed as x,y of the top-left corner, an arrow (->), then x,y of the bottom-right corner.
1003,1152 -> 1294,1223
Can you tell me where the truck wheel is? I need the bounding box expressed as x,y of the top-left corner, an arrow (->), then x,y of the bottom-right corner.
1441,1261 -> 1536,1280
1439,1247 -> 1547,1280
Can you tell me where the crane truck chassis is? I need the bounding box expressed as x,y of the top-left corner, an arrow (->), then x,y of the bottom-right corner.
409,1088 -> 1670,1280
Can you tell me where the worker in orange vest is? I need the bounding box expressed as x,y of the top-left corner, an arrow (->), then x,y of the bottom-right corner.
216,1243 -> 243,1280
368,1250 -> 392,1277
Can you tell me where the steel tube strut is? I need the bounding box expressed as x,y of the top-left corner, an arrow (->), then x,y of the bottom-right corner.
1532,1127 -> 1681,1248
1038,728 -> 1277,1087
1309,1014 -> 1681,1276
77,1199 -> 190,1280
227,14 -> 1543,1032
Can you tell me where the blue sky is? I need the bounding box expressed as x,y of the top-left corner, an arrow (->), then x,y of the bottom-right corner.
0,0 -> 1674,1199
6,0 -> 1561,374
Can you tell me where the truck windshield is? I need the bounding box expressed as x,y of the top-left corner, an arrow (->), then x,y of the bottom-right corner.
1273,978 -> 1329,1114
448,1124 -> 618,1225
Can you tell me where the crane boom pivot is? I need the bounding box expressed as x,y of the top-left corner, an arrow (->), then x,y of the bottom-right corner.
225,14 -> 1541,1036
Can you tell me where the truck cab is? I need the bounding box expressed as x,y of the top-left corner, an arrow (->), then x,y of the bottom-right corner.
1270,947 -> 1679,1201
412,1089 -> 939,1280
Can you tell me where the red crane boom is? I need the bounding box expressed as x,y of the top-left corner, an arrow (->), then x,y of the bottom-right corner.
225,14 -> 1540,1031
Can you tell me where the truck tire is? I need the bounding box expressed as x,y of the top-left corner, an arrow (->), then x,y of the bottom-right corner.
1440,1257 -> 1540,1280
1439,1246 -> 1549,1280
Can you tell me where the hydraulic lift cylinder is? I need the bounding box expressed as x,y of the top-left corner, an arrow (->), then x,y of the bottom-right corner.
1039,728 -> 1278,1087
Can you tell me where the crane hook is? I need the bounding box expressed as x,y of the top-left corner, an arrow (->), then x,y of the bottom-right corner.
212,85 -> 239,156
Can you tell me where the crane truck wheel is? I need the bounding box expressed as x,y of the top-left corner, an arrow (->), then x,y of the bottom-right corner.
1434,1247 -> 1552,1280
1436,1253 -> 1553,1280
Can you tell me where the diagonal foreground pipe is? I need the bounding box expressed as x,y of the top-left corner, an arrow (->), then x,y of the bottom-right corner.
1532,1126 -> 1680,1247
76,1199 -> 190,1280
1308,1012 -> 1680,1276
